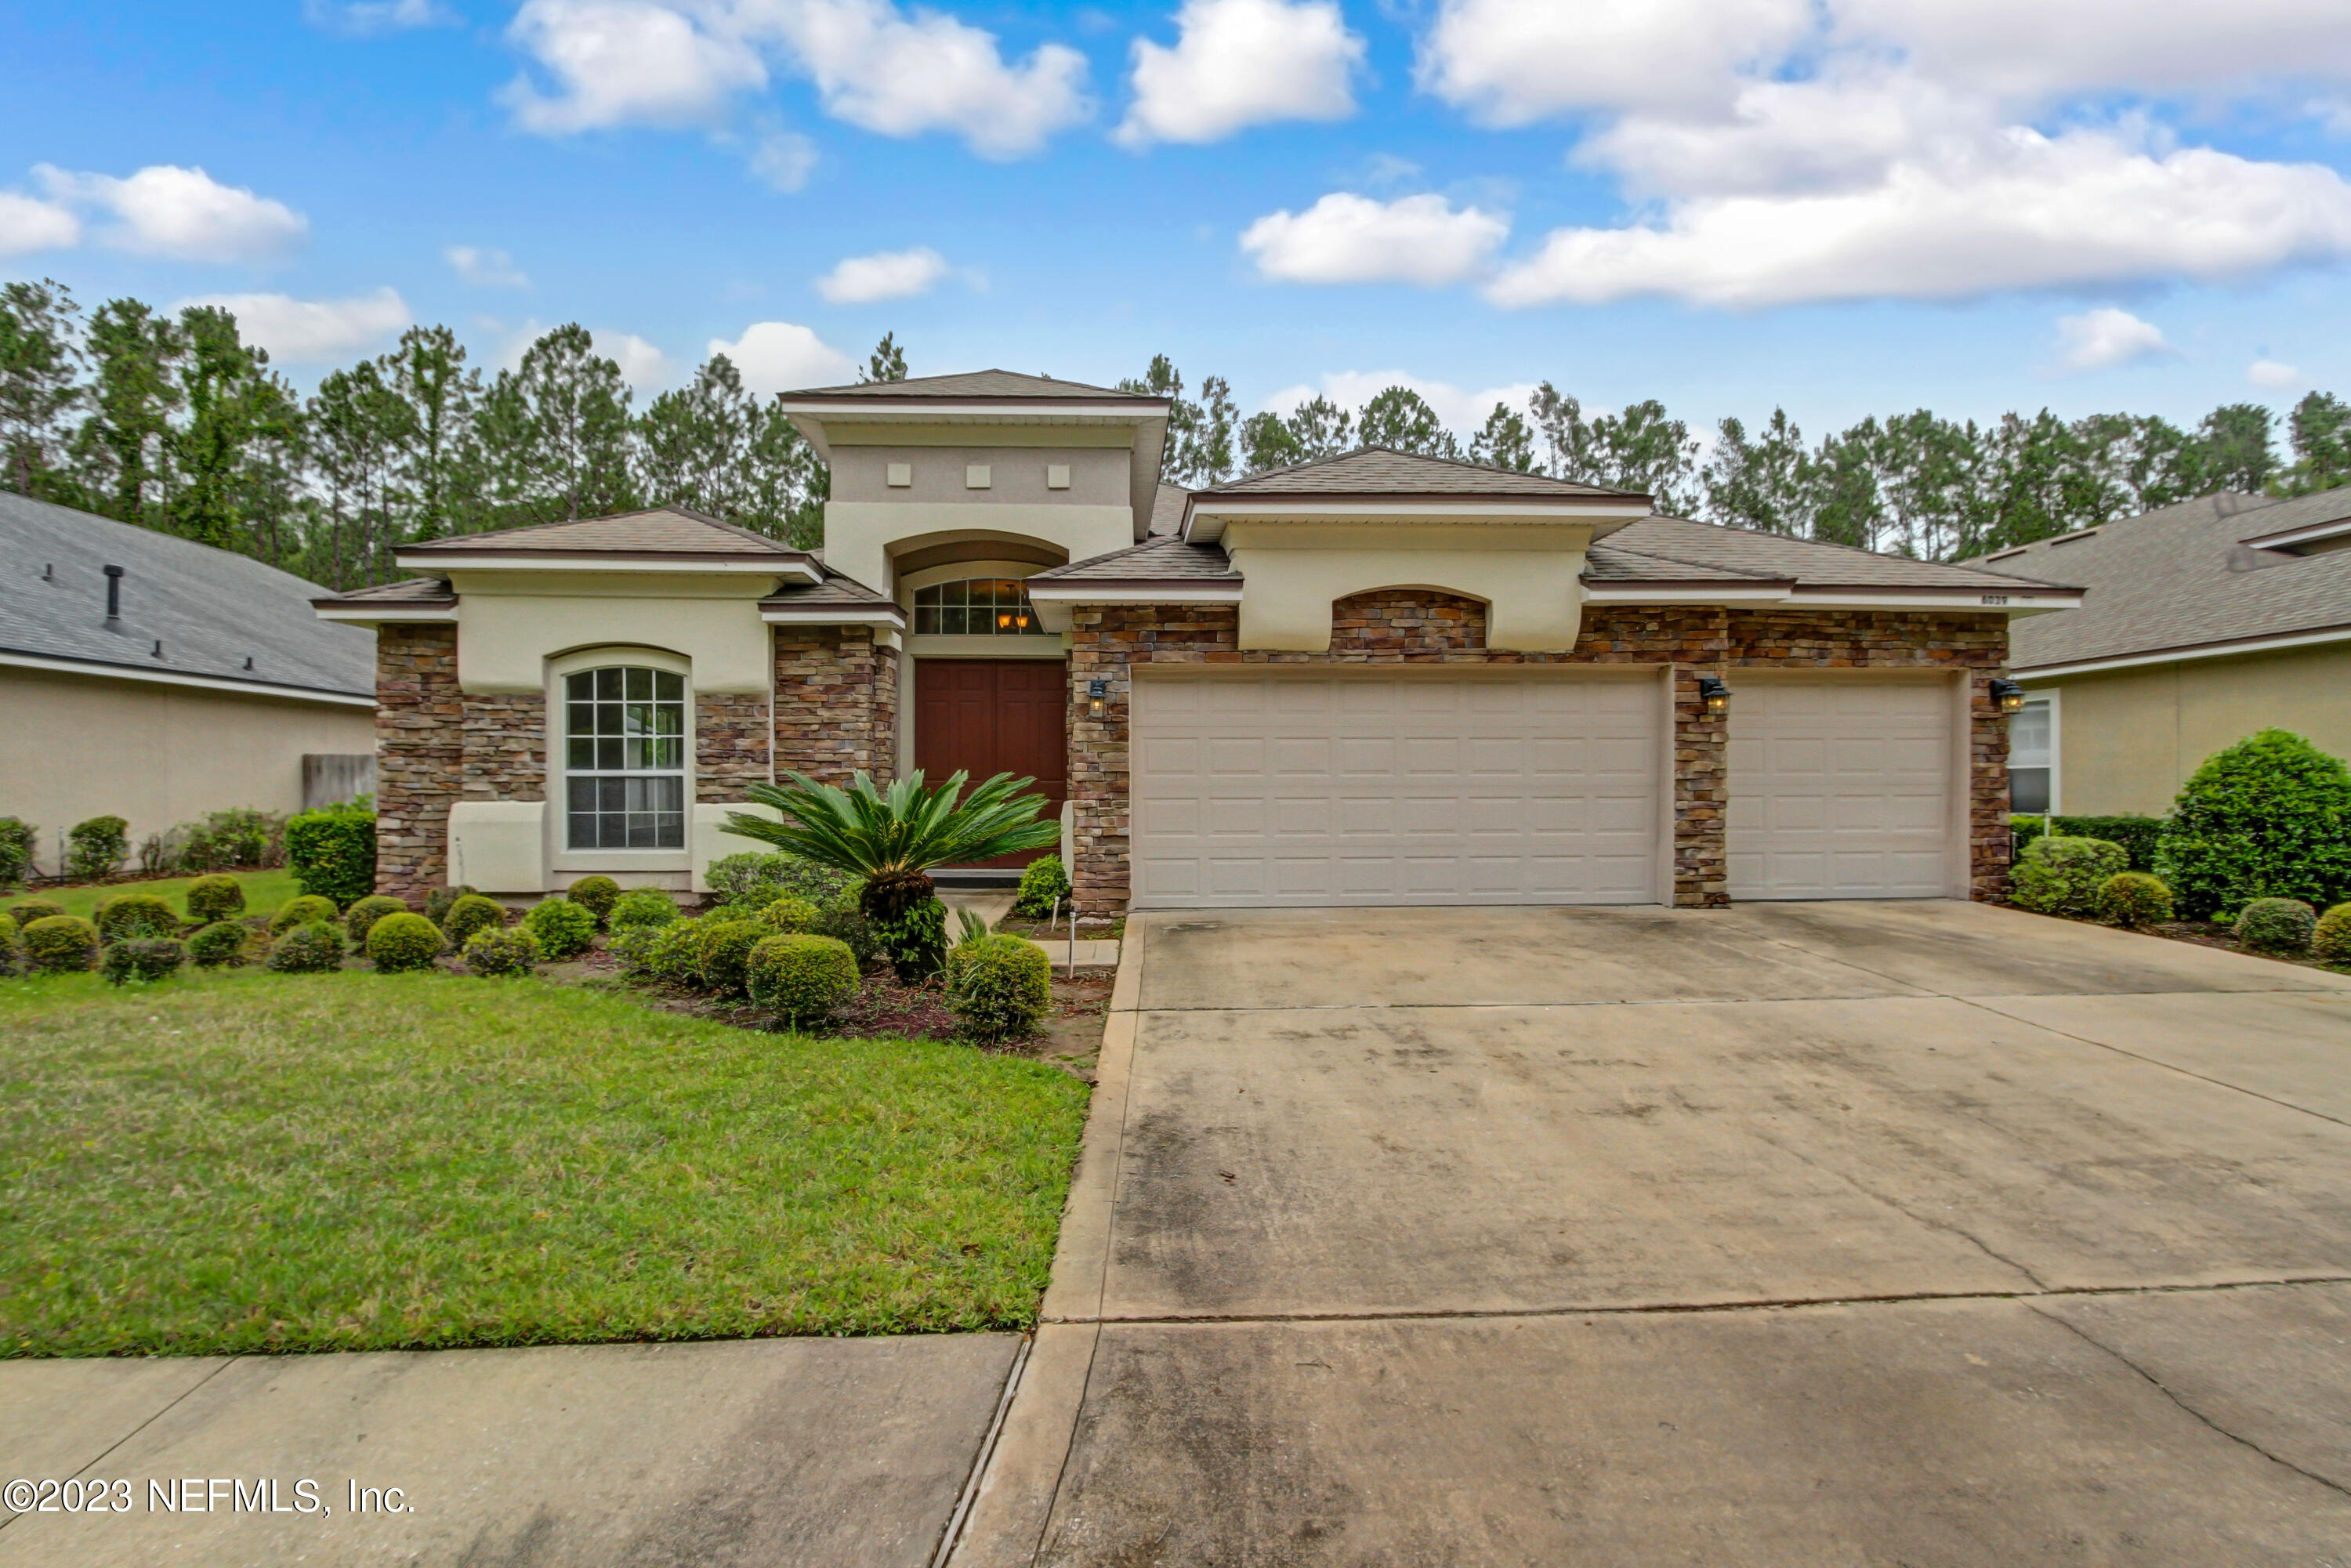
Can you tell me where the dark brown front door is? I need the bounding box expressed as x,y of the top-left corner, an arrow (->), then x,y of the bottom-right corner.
915,659 -> 1067,867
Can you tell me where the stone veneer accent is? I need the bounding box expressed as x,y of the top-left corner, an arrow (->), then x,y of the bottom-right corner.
375,625 -> 461,903
697,692 -> 773,796
773,626 -> 897,784
461,693 -> 544,802
1067,599 -> 2010,915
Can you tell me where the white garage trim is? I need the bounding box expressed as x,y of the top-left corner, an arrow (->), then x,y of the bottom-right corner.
1725,670 -> 1970,900
1128,664 -> 1672,909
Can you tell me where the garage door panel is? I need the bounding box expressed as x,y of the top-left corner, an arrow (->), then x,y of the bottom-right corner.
1729,679 -> 1952,900
1132,672 -> 1663,908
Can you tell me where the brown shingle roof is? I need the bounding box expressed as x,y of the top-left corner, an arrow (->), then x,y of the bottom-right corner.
1030,535 -> 1242,585
1974,487 -> 2351,671
776,369 -> 1159,403
1603,516 -> 2077,593
399,506 -> 810,560
1147,481 -> 1189,537
758,568 -> 898,609
1199,448 -> 1646,502
313,576 -> 455,607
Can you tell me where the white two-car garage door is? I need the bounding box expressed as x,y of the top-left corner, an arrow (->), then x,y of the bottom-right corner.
1130,669 -> 1664,908
1726,677 -> 1958,900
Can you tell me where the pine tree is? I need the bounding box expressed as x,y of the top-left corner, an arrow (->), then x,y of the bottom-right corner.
475,324 -> 636,527
1357,386 -> 1458,458
75,298 -> 184,530
0,278 -> 84,502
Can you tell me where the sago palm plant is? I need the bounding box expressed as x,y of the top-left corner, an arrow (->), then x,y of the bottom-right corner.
723,770 -> 1062,976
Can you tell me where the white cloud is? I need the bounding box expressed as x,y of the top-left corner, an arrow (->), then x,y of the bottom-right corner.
707,320 -> 855,393
1266,370 -> 1538,435
34,164 -> 306,263
1487,131 -> 2351,309
504,0 -> 1092,158
736,0 -> 1092,158
305,0 -> 452,33
176,288 -> 411,363
748,129 -> 818,190
0,190 -> 80,255
596,329 -> 672,393
2248,358 -> 2305,388
445,245 -> 531,288
1118,0 -> 1363,147
1241,192 -> 1510,286
501,0 -> 767,134
2052,306 -> 2175,372
814,246 -> 951,302
1418,0 -> 1815,122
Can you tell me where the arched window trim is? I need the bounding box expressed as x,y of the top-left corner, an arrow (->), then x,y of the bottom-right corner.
550,650 -> 692,853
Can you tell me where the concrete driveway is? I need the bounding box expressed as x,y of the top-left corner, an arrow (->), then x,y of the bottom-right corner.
955,900 -> 2351,1566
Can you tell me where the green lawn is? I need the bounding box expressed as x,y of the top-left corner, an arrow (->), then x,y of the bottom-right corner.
29,867 -> 302,924
0,969 -> 1091,1357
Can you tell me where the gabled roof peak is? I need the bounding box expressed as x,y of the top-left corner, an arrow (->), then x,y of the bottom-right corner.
775,368 -> 1162,403
398,505 -> 811,562
1198,447 -> 1650,502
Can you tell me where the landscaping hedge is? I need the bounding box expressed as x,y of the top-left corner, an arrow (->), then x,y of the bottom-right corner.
185,873 -> 246,925
2097,872 -> 2175,930
2234,898 -> 2317,954
2011,813 -> 2163,872
23,914 -> 100,974
101,937 -> 186,986
342,895 -> 410,949
2009,836 -> 2128,919
465,925 -> 542,976
285,802 -> 376,908
270,895 -> 339,936
697,918 -> 763,994
2317,904 -> 2351,965
0,817 -> 35,893
0,913 -> 20,976
609,889 -> 678,929
565,875 -> 621,927
95,893 -> 179,943
426,884 -> 480,927
521,898 -> 596,961
947,933 -> 1052,1043
441,893 -> 507,947
367,912 -> 448,972
66,816 -> 129,882
187,921 -> 252,968
2157,730 -> 2351,919
746,933 -> 859,1024
8,898 -> 64,927
1013,856 -> 1070,918
267,921 -> 346,973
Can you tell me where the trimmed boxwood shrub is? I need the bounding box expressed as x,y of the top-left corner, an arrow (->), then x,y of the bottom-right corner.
426,884 -> 480,927
2314,904 -> 2351,965
101,937 -> 186,986
816,901 -> 880,966
9,897 -> 65,927
2158,730 -> 2351,919
465,925 -> 542,976
697,918 -> 763,994
441,893 -> 507,947
2097,872 -> 2175,930
187,920 -> 251,968
0,817 -> 37,893
1013,855 -> 1070,918
0,913 -> 20,976
267,920 -> 346,973
284,802 -> 376,908
66,815 -> 129,881
23,914 -> 99,973
366,911 -> 448,972
564,875 -> 622,928
342,895 -> 410,949
705,850 -> 853,910
757,895 -> 821,935
2235,898 -> 2317,954
2012,814 -> 2163,873
946,933 -> 1052,1042
609,889 -> 678,929
614,916 -> 705,983
269,894 -> 339,937
2009,836 -> 2128,919
95,892 -> 179,942
185,873 -> 245,924
522,898 -> 596,961
747,933 -> 859,1024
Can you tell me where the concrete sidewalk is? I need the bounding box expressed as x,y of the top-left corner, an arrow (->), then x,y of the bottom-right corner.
949,902 -> 2351,1566
0,1334 -> 1020,1568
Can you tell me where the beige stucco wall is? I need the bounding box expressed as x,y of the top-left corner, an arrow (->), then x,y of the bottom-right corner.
439,574 -> 774,694
2024,641 -> 2351,815
829,444 -> 1130,507
1221,521 -> 1595,651
824,504 -> 1134,603
0,664 -> 375,871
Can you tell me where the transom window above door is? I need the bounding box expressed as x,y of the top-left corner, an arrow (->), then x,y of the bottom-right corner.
913,578 -> 1051,636
563,665 -> 686,849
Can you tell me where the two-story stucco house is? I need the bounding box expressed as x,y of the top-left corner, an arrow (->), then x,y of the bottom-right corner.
313,370 -> 2081,914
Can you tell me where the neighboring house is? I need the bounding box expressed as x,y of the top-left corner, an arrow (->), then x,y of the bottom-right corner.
313,370 -> 2081,913
2,491 -> 377,871
1969,486 -> 2351,817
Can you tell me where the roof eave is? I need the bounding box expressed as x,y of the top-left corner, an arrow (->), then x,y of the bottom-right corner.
2012,620 -> 2351,679
0,647 -> 376,708
1184,498 -> 1654,542
391,550 -> 820,581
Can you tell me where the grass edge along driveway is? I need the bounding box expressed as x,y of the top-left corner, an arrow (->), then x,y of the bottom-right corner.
1,970 -> 1089,1357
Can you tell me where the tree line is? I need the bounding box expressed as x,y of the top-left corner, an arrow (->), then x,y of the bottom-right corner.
5,272 -> 2348,593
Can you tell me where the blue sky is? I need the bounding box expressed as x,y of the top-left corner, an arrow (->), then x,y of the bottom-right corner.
7,0 -> 2351,443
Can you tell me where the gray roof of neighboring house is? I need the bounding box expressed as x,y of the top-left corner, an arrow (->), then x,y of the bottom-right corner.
394,505 -> 812,563
1044,505 -> 2074,596
1,491 -> 374,700
1969,487 -> 2351,672
1197,448 -> 1647,502
775,369 -> 1161,403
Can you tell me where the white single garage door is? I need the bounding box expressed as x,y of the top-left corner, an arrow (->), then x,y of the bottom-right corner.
1726,678 -> 1954,900
1130,669 -> 1663,908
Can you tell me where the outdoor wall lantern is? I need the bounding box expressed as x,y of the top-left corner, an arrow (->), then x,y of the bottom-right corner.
1087,678 -> 1110,719
1697,676 -> 1731,718
1991,678 -> 2029,715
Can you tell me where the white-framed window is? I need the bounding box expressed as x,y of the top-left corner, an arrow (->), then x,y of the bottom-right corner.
911,578 -> 1051,636
2009,693 -> 2056,814
561,664 -> 688,849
